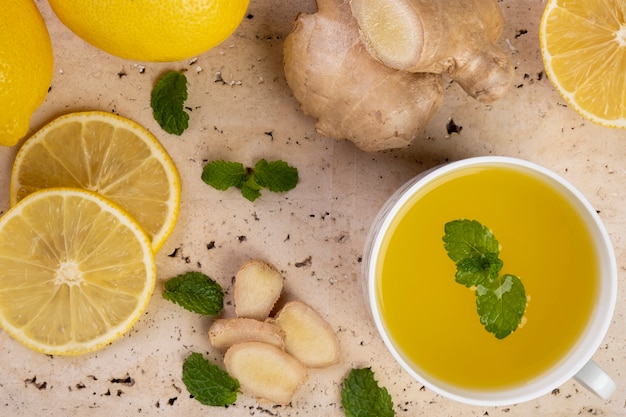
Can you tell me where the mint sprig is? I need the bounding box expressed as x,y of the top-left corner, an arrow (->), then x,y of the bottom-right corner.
182,352 -> 239,406
201,159 -> 298,201
443,219 -> 527,339
151,70 -> 189,135
162,271 -> 223,315
341,368 -> 394,417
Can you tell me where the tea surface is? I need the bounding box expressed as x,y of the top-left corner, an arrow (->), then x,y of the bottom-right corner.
376,165 -> 598,390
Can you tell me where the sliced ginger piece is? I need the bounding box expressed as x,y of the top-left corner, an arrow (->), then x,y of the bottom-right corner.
209,318 -> 285,351
271,301 -> 341,368
224,342 -> 307,404
234,259 -> 283,320
350,0 -> 514,102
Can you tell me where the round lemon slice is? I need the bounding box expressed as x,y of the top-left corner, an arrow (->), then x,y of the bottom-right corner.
10,111 -> 181,252
0,188 -> 156,355
540,0 -> 626,128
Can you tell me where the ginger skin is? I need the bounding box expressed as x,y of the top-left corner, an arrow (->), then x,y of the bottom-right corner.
350,0 -> 514,103
283,0 -> 443,152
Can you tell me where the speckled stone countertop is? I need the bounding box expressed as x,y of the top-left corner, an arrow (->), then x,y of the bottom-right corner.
1,1 -> 625,416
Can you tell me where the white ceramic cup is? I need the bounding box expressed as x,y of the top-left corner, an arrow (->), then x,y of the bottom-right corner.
362,156 -> 617,406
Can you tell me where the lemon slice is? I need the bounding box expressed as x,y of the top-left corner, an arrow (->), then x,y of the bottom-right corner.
10,111 -> 181,252
0,188 -> 156,355
540,0 -> 626,128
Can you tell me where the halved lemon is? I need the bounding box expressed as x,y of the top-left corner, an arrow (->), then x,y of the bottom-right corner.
540,0 -> 626,127
10,111 -> 181,252
0,188 -> 156,355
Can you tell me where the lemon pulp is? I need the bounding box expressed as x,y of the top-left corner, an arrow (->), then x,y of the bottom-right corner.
540,0 -> 626,127
10,111 -> 181,252
0,188 -> 156,355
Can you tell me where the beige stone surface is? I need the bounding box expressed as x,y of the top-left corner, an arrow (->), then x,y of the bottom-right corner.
1,0 -> 625,416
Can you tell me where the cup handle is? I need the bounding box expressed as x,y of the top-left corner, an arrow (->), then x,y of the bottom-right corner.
573,360 -> 616,399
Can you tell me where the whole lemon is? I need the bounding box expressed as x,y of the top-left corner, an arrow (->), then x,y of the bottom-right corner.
48,0 -> 251,62
0,0 -> 54,147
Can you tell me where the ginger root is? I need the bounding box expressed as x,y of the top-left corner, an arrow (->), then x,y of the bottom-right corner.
283,0 -> 514,151
224,342 -> 308,404
208,259 -> 341,405
350,0 -> 514,103
234,259 -> 283,320
209,318 -> 285,350
271,301 -> 341,368
283,0 -> 443,152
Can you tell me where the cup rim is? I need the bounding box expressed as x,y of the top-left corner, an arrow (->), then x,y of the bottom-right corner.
363,156 -> 618,406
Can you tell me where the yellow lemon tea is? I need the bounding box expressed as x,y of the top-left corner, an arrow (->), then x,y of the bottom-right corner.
376,163 -> 598,390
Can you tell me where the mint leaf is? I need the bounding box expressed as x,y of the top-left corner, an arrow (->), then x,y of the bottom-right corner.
163,271 -> 223,315
443,219 -> 500,263
253,159 -> 299,192
240,175 -> 262,202
443,219 -> 527,339
476,274 -> 527,339
341,368 -> 394,417
454,255 -> 502,287
201,159 -> 298,201
201,160 -> 247,190
182,352 -> 239,406
151,70 -> 189,135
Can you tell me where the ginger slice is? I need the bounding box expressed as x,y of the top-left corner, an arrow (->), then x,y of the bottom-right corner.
209,318 -> 285,351
224,342 -> 308,404
234,259 -> 283,320
271,301 -> 341,368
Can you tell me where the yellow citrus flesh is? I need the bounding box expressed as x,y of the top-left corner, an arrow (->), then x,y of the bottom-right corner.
0,188 -> 156,355
10,111 -> 181,252
540,0 -> 626,127
47,0 -> 251,62
0,0 -> 54,146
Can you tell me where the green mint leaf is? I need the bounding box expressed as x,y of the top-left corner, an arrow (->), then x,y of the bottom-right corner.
443,219 -> 527,339
240,176 -> 262,201
201,160 -> 247,191
252,159 -> 299,193
443,219 -> 500,264
341,368 -> 394,417
201,159 -> 298,201
182,352 -> 239,406
454,255 -> 502,287
476,274 -> 527,339
151,70 -> 189,135
163,271 -> 223,315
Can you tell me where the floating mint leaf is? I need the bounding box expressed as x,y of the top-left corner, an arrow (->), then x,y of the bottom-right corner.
151,70 -> 189,135
182,352 -> 239,406
341,368 -> 394,417
476,274 -> 527,339
443,219 -> 500,263
443,219 -> 527,339
454,255 -> 503,287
